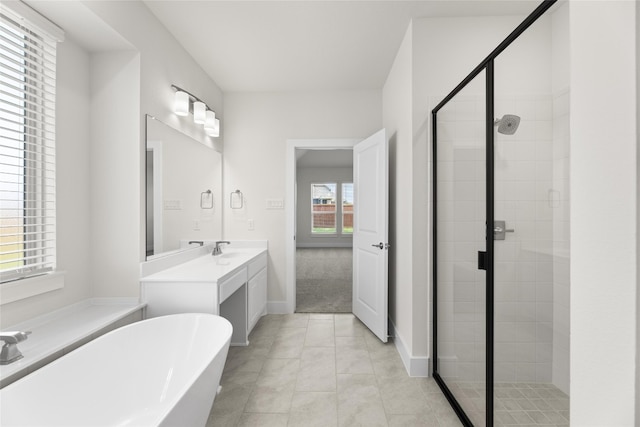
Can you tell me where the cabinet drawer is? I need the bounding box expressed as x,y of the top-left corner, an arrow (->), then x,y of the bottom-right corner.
248,252 -> 267,279
219,268 -> 247,303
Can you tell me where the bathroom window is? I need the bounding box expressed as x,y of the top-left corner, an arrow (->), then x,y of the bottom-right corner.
0,4 -> 62,283
311,183 -> 337,234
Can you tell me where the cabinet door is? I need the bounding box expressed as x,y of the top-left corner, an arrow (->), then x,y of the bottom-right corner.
248,268 -> 267,332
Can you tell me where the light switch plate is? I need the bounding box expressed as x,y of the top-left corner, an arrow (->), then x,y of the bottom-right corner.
266,198 -> 284,209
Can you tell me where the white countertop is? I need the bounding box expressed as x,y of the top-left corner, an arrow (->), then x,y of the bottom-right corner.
140,247 -> 267,283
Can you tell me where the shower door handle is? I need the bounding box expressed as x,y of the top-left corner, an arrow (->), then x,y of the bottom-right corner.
494,220 -> 515,240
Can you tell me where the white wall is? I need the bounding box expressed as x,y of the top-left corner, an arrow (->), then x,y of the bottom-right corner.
382,24 -> 415,362
296,167 -> 353,248
570,1 -> 637,425
223,91 -> 381,304
1,37 -> 92,326
1,1 -> 225,325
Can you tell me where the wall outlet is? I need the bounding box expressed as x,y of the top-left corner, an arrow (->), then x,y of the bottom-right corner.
248,219 -> 255,231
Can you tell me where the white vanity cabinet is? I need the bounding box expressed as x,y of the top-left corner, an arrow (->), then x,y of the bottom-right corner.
247,253 -> 267,332
140,245 -> 267,346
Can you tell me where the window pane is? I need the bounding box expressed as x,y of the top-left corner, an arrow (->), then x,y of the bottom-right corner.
311,183 -> 336,234
342,183 -> 353,234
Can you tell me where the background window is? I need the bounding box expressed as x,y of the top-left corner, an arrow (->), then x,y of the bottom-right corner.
311,183 -> 336,234
342,183 -> 353,234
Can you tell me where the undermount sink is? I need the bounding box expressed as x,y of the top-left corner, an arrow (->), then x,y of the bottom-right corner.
217,252 -> 243,258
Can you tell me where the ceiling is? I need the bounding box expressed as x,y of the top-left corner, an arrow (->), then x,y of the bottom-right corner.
143,1 -> 540,93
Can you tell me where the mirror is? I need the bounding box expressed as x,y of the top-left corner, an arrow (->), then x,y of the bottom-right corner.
145,115 -> 222,259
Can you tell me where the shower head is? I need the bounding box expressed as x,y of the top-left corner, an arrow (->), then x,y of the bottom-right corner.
494,114 -> 521,135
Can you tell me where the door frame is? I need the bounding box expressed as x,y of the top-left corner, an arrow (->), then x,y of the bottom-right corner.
285,139 -> 359,313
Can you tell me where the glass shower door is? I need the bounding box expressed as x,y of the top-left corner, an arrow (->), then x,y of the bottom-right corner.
434,70 -> 487,426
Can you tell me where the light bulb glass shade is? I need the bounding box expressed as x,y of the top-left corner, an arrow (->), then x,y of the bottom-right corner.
174,91 -> 189,116
213,118 -> 220,137
193,101 -> 206,124
204,110 -> 216,131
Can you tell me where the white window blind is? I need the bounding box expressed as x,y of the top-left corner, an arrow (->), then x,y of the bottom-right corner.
0,3 -> 62,283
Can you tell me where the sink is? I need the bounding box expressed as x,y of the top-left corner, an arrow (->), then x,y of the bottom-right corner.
217,252 -> 243,259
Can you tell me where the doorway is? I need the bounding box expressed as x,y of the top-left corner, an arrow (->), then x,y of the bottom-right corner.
286,131 -> 389,342
294,148 -> 354,313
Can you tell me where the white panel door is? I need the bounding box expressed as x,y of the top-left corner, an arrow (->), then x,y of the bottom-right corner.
353,129 -> 388,343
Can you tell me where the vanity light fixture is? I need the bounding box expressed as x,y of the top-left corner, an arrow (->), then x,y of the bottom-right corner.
171,84 -> 221,137
174,91 -> 189,116
193,101 -> 206,124
204,110 -> 216,132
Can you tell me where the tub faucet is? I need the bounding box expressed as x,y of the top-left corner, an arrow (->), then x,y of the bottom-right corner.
212,241 -> 230,256
0,331 -> 31,365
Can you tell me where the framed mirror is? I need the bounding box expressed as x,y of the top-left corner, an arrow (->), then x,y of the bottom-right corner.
145,115 -> 222,259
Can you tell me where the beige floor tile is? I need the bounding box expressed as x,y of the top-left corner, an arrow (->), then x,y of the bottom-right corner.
244,384 -> 294,413
337,374 -> 388,426
237,412 -> 289,427
387,413 -> 440,427
280,313 -> 310,328
256,358 -> 300,388
335,335 -> 367,348
378,377 -> 434,415
334,314 -> 367,337
296,346 -> 336,391
310,313 -> 335,320
305,320 -> 336,347
288,391 -> 338,427
336,346 -> 373,374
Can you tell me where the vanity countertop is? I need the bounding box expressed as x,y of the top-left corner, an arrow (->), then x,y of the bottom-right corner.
140,247 -> 267,283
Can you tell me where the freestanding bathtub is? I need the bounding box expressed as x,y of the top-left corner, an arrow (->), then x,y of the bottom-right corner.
0,313 -> 232,426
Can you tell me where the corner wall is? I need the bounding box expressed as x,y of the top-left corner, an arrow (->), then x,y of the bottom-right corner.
382,23 -> 415,366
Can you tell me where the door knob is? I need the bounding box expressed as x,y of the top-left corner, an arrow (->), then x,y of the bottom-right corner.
371,242 -> 384,249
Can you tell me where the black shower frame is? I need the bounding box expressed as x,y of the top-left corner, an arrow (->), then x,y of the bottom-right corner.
430,1 -> 557,426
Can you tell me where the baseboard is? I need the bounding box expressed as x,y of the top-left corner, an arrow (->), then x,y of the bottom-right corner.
296,242 -> 353,248
267,301 -> 291,314
389,319 -> 431,377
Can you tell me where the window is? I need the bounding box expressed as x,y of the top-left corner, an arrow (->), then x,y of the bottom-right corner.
0,4 -> 62,284
341,183 -> 353,234
310,182 -> 353,236
311,183 -> 336,234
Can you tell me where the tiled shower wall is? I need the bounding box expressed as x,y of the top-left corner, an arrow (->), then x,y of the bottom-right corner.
437,94 -> 569,390
494,94 -> 554,384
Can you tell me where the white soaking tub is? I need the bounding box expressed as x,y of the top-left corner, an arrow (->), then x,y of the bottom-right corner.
0,313 -> 232,427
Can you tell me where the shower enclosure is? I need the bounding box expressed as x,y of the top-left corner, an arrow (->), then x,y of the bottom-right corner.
432,1 -> 570,426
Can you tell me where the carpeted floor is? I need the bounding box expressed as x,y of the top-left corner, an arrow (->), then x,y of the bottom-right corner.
296,248 -> 352,313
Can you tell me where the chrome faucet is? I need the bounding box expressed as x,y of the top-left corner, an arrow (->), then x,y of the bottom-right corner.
212,241 -> 230,256
0,331 -> 31,365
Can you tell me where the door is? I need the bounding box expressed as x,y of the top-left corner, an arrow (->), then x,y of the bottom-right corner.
433,69 -> 487,426
352,129 -> 388,342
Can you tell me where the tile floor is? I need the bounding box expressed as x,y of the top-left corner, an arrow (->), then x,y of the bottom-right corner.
207,313 -> 462,426
296,248 -> 352,313
445,380 -> 570,427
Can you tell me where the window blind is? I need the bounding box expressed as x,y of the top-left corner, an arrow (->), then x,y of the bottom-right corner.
0,3 -> 61,283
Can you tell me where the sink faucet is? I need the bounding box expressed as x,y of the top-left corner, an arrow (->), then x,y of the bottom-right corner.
0,331 -> 31,365
212,241 -> 230,256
